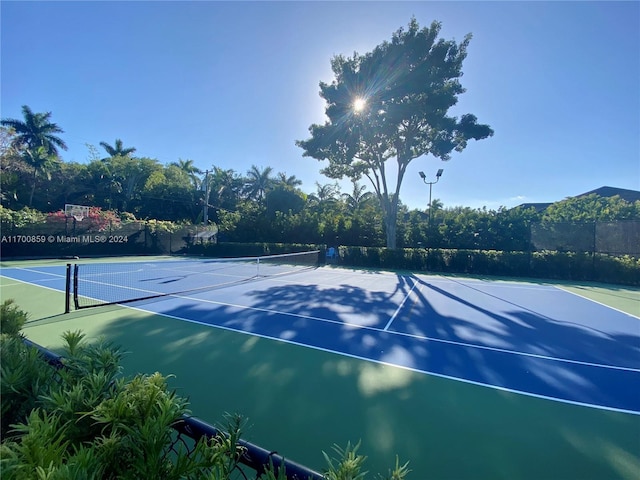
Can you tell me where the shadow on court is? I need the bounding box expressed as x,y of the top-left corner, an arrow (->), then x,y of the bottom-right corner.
160,272 -> 638,413
86,271 -> 640,480
5,271 -> 638,479
403,274 -> 639,366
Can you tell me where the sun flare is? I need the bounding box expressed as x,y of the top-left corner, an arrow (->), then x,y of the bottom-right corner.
353,97 -> 366,112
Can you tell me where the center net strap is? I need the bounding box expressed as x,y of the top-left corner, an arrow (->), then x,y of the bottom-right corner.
72,251 -> 320,310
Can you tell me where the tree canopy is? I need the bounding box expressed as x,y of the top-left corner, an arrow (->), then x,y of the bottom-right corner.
297,18 -> 494,248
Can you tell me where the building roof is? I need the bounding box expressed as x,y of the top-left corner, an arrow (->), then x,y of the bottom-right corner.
515,186 -> 640,211
575,186 -> 640,203
516,202 -> 553,212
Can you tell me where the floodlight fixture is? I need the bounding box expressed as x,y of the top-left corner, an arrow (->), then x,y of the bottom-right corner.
418,169 -> 446,237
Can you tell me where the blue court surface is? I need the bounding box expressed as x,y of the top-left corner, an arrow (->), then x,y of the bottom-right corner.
2,260 -> 639,414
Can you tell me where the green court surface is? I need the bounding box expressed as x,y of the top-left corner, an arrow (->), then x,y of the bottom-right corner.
1,264 -> 639,479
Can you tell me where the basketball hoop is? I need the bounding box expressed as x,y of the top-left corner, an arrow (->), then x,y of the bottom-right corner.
65,204 -> 90,222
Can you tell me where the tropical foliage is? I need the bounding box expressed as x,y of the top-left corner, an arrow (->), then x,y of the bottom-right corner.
1,106 -> 68,206
2,102 -> 639,251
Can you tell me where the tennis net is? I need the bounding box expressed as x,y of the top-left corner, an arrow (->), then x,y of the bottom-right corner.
70,251 -> 320,310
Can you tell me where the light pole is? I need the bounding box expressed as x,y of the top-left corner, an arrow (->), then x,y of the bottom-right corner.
419,169 -> 444,228
201,170 -> 210,225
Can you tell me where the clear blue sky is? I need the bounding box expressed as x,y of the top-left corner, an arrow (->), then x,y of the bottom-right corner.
2,1 -> 639,210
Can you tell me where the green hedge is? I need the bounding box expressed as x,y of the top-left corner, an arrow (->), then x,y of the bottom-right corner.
187,242 -> 323,258
187,243 -> 638,285
330,247 -> 639,286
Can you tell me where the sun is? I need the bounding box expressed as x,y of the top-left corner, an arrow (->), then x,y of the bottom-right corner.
352,97 -> 367,113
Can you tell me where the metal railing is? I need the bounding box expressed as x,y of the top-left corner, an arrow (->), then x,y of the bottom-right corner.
22,338 -> 324,480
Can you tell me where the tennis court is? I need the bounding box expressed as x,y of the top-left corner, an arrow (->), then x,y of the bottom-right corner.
2,254 -> 639,479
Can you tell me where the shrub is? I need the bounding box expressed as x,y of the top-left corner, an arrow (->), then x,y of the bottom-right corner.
0,330 -> 247,478
0,300 -> 28,336
0,206 -> 46,229
0,336 -> 54,440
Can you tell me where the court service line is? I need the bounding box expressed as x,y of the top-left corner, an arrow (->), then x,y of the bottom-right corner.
383,280 -> 421,331
160,292 -> 640,373
121,303 -> 640,417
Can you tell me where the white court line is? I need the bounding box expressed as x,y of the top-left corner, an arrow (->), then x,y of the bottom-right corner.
11,267 -> 66,279
383,279 -> 421,331
322,268 -> 558,291
0,275 -> 67,295
1,281 -> 29,287
422,277 -> 559,292
154,290 -> 640,373
122,302 -> 640,416
554,285 -> 640,320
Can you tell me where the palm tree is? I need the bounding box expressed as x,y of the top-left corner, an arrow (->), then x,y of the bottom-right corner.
313,182 -> 340,203
23,146 -> 60,206
209,167 -> 242,211
99,138 -> 136,159
1,105 -> 67,206
429,198 -> 444,212
1,106 -> 67,156
276,172 -> 302,188
243,165 -> 273,201
171,159 -> 203,189
342,180 -> 375,212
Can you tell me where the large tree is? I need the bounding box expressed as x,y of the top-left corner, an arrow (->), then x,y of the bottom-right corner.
297,18 -> 493,248
106,156 -> 161,212
1,106 -> 68,206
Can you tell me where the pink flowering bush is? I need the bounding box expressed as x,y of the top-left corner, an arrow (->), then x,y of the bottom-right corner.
46,207 -> 121,232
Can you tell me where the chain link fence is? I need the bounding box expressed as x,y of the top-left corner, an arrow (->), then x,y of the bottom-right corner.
531,220 -> 640,256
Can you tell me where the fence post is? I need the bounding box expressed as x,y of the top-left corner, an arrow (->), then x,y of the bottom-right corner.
592,221 -> 597,281
528,223 -> 533,277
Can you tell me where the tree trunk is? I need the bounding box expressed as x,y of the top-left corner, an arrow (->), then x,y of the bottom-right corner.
385,215 -> 397,249
383,196 -> 399,249
29,168 -> 37,207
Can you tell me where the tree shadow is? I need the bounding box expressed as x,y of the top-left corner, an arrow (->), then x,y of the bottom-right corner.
112,269 -> 640,413
80,269 -> 640,479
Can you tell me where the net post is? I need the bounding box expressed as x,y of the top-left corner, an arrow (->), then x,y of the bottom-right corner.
65,264 -> 71,313
73,264 -> 80,310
